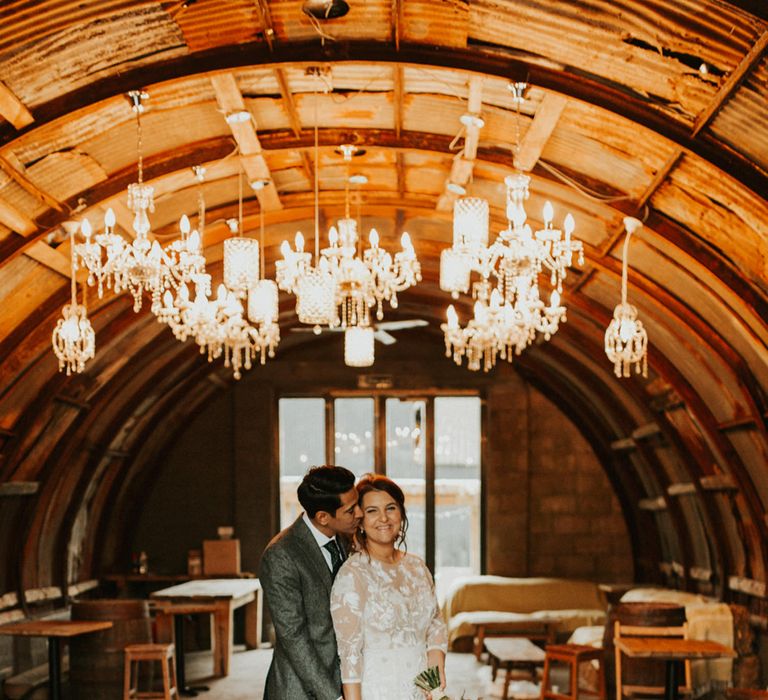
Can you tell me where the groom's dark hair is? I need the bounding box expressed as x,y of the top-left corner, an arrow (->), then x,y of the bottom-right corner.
298,465 -> 356,518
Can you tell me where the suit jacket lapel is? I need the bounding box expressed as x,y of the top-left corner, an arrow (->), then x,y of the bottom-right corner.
292,516 -> 333,593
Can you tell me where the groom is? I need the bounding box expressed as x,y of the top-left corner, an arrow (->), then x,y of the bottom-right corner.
260,465 -> 361,700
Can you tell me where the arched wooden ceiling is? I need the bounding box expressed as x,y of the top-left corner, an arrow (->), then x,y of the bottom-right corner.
0,0 -> 766,602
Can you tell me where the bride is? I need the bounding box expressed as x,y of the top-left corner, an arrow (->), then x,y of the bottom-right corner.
330,473 -> 448,699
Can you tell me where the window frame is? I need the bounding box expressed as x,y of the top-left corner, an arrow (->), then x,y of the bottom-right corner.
277,389 -> 485,574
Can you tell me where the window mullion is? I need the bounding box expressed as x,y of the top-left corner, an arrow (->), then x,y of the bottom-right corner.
425,396 -> 435,573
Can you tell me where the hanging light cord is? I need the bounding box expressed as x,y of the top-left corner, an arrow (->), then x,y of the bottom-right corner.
238,158 -> 243,237
313,75 -> 320,263
131,92 -> 144,185
621,225 -> 635,307
260,203 -> 265,278
69,226 -> 77,306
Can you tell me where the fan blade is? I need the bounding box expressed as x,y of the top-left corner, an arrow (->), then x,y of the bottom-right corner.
373,330 -> 397,345
289,327 -> 343,334
375,319 -> 428,331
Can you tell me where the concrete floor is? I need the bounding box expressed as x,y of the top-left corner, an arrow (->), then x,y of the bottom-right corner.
183,647 -> 502,699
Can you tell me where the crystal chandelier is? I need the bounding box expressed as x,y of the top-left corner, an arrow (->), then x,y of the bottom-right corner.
75,91 -> 172,312
277,139 -> 421,366
52,224 -> 96,375
154,168 -> 280,377
322,144 -> 421,327
275,73 -> 336,330
605,217 -> 648,378
440,83 -> 583,372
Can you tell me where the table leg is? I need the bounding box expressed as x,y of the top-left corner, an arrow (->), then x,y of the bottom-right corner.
211,602 -> 234,678
174,614 -> 209,697
47,636 -> 61,700
244,593 -> 263,649
664,660 -> 679,700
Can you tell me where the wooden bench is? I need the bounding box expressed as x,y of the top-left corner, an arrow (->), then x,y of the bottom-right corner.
474,618 -> 558,660
3,657 -> 69,700
484,637 -> 545,699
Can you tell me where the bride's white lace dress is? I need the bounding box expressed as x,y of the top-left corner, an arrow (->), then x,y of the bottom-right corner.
330,551 -> 447,699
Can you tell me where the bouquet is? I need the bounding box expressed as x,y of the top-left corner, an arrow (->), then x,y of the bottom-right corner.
414,666 -> 450,699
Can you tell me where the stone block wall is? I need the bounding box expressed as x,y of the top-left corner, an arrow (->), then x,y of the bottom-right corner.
486,374 -> 633,582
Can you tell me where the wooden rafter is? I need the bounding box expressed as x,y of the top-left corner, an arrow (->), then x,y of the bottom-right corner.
513,93 -> 567,172
693,30 -> 768,137
275,67 -> 313,182
23,241 -> 86,281
209,72 -> 282,211
0,194 -> 35,236
635,149 -> 682,211
436,76 -> 484,211
0,81 -> 33,130
0,153 -> 62,212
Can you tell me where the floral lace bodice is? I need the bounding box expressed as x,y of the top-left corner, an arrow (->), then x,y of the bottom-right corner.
330,551 -> 448,692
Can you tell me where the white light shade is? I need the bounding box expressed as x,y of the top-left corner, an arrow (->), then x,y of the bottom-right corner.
344,326 -> 375,367
453,197 -> 489,250
224,238 -> 260,298
247,279 -> 279,324
296,267 -> 335,325
439,248 -> 471,297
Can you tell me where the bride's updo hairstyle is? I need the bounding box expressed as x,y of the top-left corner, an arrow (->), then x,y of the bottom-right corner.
355,473 -> 409,552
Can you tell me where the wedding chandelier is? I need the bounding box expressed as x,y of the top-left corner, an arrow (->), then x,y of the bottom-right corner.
605,217 -> 648,378
322,144 -> 420,326
75,91 -> 177,312
275,72 -> 335,329
440,83 -> 583,371
52,224 -> 96,375
154,167 -> 280,378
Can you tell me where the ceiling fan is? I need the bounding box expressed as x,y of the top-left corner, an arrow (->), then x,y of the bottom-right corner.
290,319 -> 428,345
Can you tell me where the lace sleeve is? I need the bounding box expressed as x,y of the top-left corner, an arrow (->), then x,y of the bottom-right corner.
423,562 -> 448,652
330,561 -> 366,683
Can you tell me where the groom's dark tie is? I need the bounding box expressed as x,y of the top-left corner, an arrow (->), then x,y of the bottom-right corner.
323,539 -> 343,576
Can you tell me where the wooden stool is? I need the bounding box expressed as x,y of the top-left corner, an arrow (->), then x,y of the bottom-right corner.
541,644 -> 606,700
123,643 -> 178,699
486,637 -> 546,699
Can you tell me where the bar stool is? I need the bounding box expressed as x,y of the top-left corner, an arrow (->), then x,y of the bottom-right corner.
541,644 -> 606,700
124,643 -> 179,699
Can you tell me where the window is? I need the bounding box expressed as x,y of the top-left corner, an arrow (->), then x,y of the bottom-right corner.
278,394 -> 482,589
278,398 -> 325,527
334,398 -> 375,475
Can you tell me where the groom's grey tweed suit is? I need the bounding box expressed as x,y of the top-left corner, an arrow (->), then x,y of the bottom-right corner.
260,516 -> 343,700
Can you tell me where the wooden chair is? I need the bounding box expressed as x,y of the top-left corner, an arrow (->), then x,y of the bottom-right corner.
123,643 -> 178,699
614,621 -> 692,700
540,644 -> 606,700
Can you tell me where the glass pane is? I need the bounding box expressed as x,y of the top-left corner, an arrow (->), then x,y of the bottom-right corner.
334,398 -> 375,476
279,398 -> 325,527
434,396 -> 481,598
386,398 -> 426,560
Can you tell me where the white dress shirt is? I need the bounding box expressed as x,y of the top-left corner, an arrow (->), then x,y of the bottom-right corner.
302,512 -> 340,572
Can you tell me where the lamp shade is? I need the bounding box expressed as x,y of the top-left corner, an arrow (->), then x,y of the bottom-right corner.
344,326 -> 375,367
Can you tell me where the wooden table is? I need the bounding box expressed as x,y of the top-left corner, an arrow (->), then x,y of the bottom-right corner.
151,579 -> 262,680
614,637 -> 735,700
484,638 -> 546,699
0,620 -> 113,700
